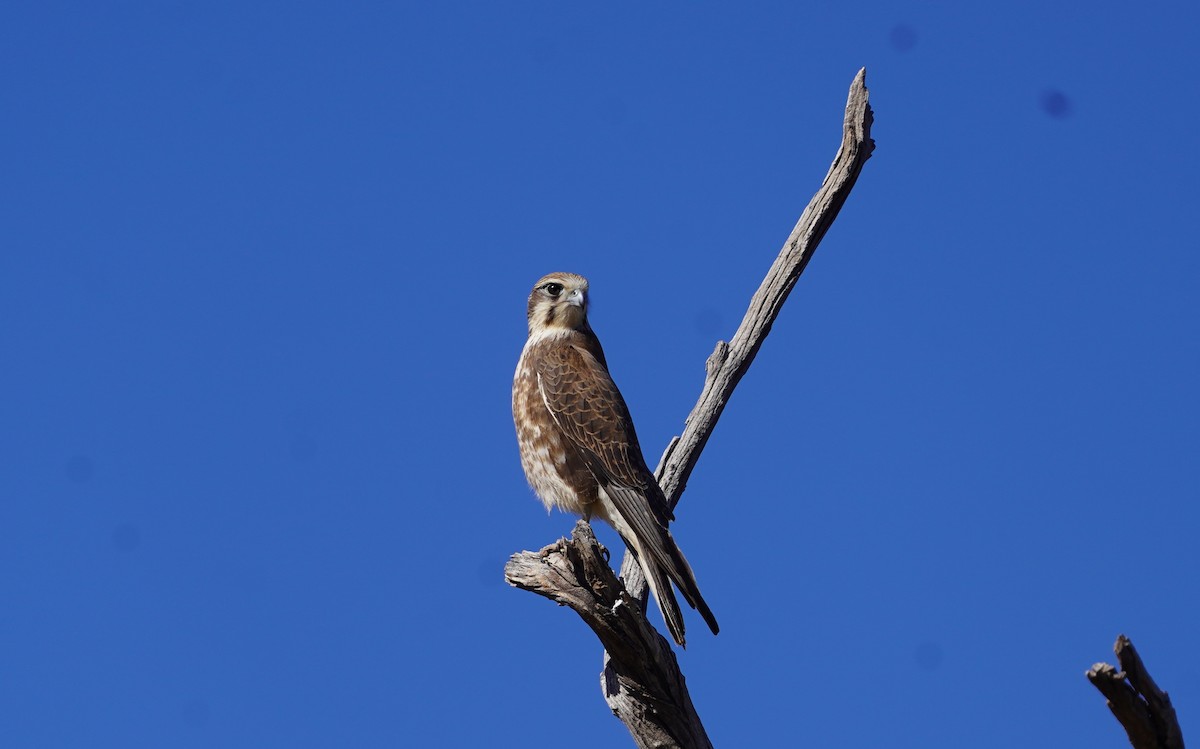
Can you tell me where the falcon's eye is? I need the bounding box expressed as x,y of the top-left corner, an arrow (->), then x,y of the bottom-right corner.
543,282 -> 564,297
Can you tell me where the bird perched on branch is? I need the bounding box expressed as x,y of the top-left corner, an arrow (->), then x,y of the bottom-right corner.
512,272 -> 718,647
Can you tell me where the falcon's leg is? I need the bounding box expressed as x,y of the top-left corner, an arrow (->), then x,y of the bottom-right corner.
578,504 -> 611,562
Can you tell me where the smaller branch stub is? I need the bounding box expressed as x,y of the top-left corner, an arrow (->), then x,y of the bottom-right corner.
1087,634 -> 1186,749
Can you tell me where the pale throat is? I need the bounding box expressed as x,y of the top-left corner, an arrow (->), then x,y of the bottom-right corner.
524,325 -> 581,344
527,303 -> 587,338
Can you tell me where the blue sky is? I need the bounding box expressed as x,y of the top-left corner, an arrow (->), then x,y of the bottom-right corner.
2,2 -> 1197,747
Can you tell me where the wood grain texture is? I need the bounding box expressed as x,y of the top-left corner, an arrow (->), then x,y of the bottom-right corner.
505,69 -> 875,748
507,522 -> 712,749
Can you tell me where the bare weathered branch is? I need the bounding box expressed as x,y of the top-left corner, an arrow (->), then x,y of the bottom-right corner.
619,65 -> 875,605
506,69 -> 875,748
505,522 -> 712,749
1087,635 -> 1186,749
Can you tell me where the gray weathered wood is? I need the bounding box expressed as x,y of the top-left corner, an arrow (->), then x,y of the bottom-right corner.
507,522 -> 712,749
1087,635 -> 1186,749
618,67 -> 875,601
505,68 -> 875,748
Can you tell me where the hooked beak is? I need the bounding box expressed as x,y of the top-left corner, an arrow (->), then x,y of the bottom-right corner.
565,288 -> 586,308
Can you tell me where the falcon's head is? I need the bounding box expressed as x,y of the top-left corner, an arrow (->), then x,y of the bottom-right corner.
526,272 -> 589,336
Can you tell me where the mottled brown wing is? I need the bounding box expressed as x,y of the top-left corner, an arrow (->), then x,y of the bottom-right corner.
533,335 -> 720,641
532,337 -> 673,528
535,336 -> 720,640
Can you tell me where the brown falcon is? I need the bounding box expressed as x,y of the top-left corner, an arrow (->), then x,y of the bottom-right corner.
512,272 -> 718,646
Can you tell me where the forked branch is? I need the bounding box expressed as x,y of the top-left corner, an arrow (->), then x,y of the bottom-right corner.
505,68 -> 875,749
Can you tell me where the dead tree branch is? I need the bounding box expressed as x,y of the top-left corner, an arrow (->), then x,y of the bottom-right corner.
1087,635 -> 1186,749
507,522 -> 713,749
505,68 -> 874,749
619,66 -> 875,600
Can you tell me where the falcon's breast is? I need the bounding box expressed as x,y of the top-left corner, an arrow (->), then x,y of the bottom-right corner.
512,332 -> 599,516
